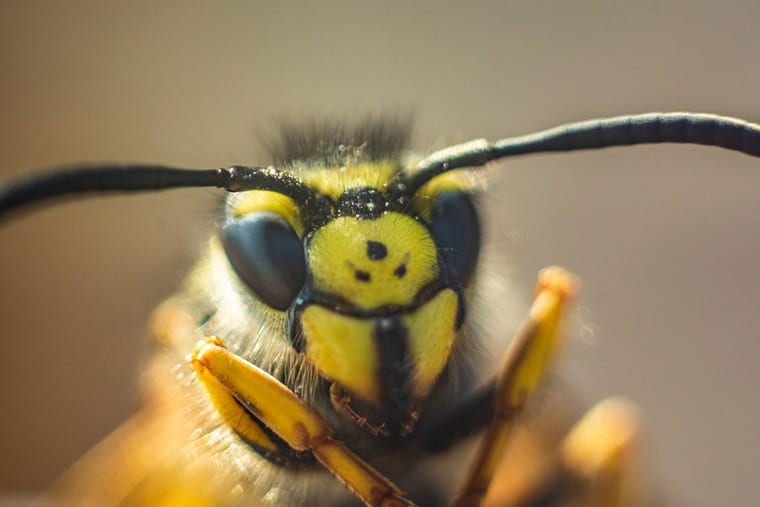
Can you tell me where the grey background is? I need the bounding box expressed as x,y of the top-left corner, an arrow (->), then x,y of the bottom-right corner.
1,2 -> 759,506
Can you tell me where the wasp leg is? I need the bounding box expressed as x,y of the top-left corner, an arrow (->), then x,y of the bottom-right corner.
191,351 -> 283,457
485,397 -> 647,507
190,337 -> 415,507
451,267 -> 579,507
558,397 -> 648,507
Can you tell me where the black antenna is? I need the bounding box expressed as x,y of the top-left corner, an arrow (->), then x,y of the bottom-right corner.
2,113 -> 759,219
406,112 -> 760,194
0,164 -> 320,219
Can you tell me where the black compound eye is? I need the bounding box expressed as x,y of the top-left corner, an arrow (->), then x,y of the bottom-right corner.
430,191 -> 481,286
222,211 -> 306,311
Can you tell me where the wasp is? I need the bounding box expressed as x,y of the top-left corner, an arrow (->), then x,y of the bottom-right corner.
1,113 -> 758,506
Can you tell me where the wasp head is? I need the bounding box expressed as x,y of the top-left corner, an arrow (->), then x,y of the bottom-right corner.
219,121 -> 481,432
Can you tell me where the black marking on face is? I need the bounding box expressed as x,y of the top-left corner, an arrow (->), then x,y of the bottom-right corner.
367,240 -> 387,260
346,260 -> 372,282
336,187 -> 386,219
393,252 -> 409,277
375,316 -> 412,414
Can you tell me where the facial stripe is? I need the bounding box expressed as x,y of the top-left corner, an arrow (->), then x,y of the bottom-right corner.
375,316 -> 411,413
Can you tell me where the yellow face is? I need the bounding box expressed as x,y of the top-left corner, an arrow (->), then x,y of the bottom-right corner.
301,212 -> 459,407
222,159 -> 479,427
307,213 -> 439,309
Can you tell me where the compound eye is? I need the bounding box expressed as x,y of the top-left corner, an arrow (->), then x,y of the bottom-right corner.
222,212 -> 306,311
430,191 -> 481,286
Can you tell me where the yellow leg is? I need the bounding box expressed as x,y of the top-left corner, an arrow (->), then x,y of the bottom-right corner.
451,267 -> 579,507
483,397 -> 648,507
190,337 -> 415,507
559,397 -> 648,507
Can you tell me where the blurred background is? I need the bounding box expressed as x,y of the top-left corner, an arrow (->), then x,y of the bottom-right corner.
1,2 -> 759,506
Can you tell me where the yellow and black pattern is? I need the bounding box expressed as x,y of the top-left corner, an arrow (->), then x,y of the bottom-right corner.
20,113 -> 721,506
165,118 -> 494,504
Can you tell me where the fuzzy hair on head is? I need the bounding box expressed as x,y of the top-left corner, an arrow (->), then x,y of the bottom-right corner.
266,116 -> 413,168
